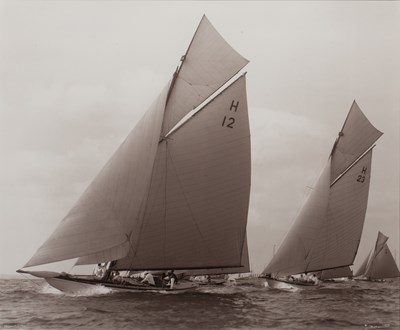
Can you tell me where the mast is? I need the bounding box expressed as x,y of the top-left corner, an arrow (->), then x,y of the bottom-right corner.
165,16 -> 205,106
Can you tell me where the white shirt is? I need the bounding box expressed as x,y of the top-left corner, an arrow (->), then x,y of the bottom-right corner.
141,273 -> 155,285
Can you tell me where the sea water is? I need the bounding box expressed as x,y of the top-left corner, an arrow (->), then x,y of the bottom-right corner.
0,278 -> 399,329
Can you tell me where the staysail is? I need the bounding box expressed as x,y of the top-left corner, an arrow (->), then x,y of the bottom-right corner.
23,16 -> 250,272
25,82 -> 171,267
263,101 -> 383,276
354,250 -> 371,277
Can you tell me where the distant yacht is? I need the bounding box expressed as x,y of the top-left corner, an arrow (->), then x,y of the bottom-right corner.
355,231 -> 400,281
262,101 -> 383,290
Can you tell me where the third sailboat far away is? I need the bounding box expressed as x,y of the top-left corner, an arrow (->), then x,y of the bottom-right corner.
354,231 -> 400,281
262,101 -> 383,290
17,15 -> 251,294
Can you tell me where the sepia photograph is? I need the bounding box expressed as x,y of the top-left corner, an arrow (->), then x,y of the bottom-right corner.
1,1 -> 399,329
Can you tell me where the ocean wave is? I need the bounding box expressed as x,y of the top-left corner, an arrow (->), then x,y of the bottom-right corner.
1,279 -> 399,329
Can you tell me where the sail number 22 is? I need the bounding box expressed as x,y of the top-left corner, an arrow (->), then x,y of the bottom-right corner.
222,100 -> 239,128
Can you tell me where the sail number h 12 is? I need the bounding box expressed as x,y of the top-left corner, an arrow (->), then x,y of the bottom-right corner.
222,100 -> 239,128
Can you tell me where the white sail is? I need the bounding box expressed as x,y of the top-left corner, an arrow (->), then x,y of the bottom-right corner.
25,82 -> 171,267
354,250 -> 371,277
263,103 -> 382,276
365,244 -> 400,280
23,16 -> 250,271
264,162 -> 331,275
113,75 -> 250,270
330,101 -> 383,182
161,15 -> 249,136
306,150 -> 373,272
364,231 -> 388,275
359,232 -> 400,280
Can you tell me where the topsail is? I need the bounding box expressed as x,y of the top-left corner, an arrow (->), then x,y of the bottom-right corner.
24,15 -> 250,273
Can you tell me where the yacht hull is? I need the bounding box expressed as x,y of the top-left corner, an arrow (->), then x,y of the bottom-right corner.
265,278 -> 320,290
45,276 -> 198,294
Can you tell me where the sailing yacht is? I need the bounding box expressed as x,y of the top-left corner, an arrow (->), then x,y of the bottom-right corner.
262,101 -> 383,290
355,231 -> 400,281
17,15 -> 251,294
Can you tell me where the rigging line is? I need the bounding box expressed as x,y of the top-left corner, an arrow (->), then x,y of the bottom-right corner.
18,273 -> 43,289
163,140 -> 168,266
239,230 -> 247,265
118,264 -> 244,272
121,101 -> 169,270
295,262 -> 354,275
352,238 -> 362,266
125,144 -> 166,267
330,144 -> 376,187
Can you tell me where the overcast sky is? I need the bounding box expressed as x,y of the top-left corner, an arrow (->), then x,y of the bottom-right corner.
1,1 -> 399,275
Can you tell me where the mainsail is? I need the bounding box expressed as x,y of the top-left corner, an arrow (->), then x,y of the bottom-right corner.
112,75 -> 250,271
356,232 -> 400,280
263,101 -> 383,276
23,15 -> 250,272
